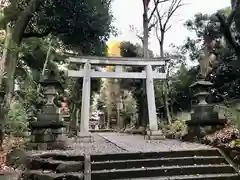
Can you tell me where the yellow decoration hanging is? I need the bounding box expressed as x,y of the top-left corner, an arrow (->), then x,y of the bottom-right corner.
107,41 -> 121,57
105,41 -> 121,71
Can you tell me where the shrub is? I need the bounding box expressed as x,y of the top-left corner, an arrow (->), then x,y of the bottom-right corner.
5,102 -> 29,136
163,120 -> 187,139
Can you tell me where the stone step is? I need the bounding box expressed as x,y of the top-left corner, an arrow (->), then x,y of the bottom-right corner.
34,153 -> 84,161
119,173 -> 240,180
27,157 -> 84,173
91,156 -> 227,170
91,149 -> 220,162
23,170 -> 84,180
91,164 -> 236,179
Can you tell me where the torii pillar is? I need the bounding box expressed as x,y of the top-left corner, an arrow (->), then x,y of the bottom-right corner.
80,62 -> 91,132
145,64 -> 165,139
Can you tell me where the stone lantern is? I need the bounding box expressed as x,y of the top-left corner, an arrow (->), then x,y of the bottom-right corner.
28,70 -> 67,150
183,24 -> 227,140
185,74 -> 226,139
187,81 -> 221,125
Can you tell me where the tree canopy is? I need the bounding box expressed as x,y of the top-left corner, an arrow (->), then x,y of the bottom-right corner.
2,0 -> 114,54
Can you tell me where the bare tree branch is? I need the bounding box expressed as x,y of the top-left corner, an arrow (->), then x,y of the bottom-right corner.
154,0 -> 185,46
153,0 -> 185,124
129,25 -> 144,44
165,24 -> 172,32
154,17 -> 161,44
154,0 -> 164,31
148,19 -> 158,31
162,0 -> 185,31
148,0 -> 170,22
136,34 -> 144,44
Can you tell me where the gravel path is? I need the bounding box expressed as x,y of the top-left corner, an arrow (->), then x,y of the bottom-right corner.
29,133 -> 127,156
99,132 -> 211,152
28,132 -> 212,157
69,133 -> 127,154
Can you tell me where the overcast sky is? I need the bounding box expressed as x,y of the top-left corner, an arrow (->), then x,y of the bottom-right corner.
108,0 -> 231,55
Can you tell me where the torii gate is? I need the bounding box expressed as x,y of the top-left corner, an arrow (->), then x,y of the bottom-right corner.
67,55 -> 168,133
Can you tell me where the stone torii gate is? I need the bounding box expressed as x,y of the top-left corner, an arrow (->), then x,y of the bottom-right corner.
67,56 -> 168,134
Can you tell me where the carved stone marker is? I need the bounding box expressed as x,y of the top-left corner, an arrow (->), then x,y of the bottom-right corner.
28,70 -> 66,150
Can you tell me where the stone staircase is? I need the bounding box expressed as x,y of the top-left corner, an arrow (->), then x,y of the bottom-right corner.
90,149 -> 240,180
22,148 -> 240,180
23,153 -> 85,180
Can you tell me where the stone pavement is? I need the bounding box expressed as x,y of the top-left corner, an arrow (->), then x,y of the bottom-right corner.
29,134 -> 127,157
28,132 -> 211,157
98,132 -> 211,152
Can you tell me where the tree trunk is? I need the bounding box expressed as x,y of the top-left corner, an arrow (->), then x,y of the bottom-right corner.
137,95 -> 144,127
69,104 -> 77,136
107,105 -> 112,129
160,38 -> 171,124
115,80 -> 122,129
0,0 -> 45,148
0,24 -> 12,149
76,108 -> 80,132
140,1 -> 149,128
141,93 -> 149,126
0,24 -> 12,89
5,0 -> 45,101
12,0 -> 44,45
164,81 -> 171,124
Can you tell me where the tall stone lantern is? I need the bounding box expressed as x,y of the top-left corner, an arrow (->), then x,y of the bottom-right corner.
185,32 -> 226,140
28,70 -> 67,150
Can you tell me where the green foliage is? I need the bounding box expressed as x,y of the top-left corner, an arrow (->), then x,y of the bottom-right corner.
183,13 -> 210,61
182,6 -> 240,102
6,102 -> 28,136
20,81 -> 41,120
182,8 -> 231,61
20,37 -> 62,71
119,41 -> 154,124
217,7 -> 231,15
170,64 -> 197,110
2,0 -> 114,54
163,120 -> 187,139
155,63 -> 197,114
39,0 -> 113,53
121,96 -> 137,124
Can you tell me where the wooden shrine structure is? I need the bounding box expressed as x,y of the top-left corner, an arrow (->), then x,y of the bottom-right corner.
67,56 -> 168,133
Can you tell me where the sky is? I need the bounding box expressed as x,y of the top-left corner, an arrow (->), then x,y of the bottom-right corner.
108,0 -> 231,55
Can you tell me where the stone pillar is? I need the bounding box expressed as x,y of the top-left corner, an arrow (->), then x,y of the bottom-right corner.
145,65 -> 165,140
115,66 -> 122,128
80,62 -> 91,132
146,64 -> 158,131
28,70 -> 66,150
